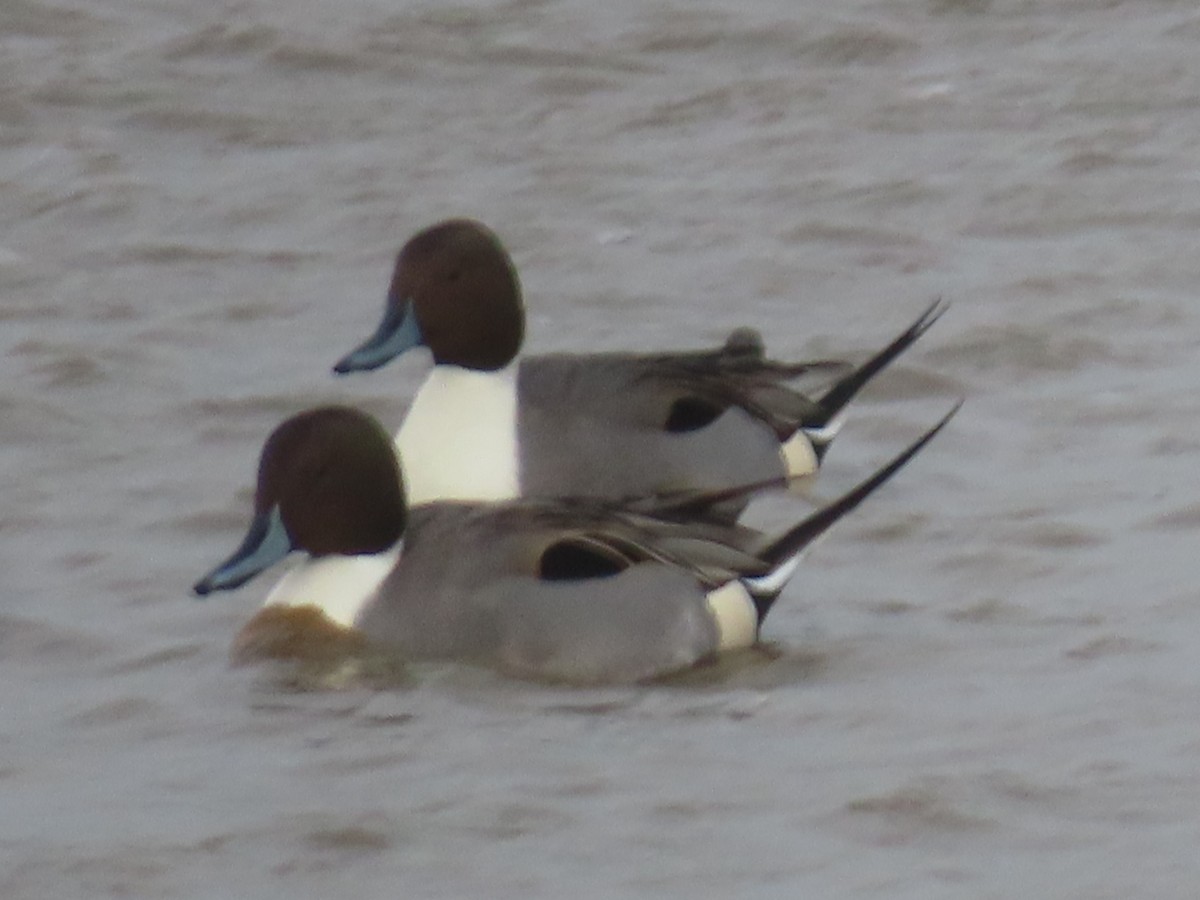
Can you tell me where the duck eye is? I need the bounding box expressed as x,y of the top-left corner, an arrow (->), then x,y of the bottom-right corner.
304,459 -> 337,493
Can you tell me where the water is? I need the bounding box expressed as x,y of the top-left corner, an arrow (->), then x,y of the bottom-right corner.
4,0 -> 1200,896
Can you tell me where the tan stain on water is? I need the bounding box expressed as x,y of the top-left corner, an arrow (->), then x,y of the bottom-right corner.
229,606 -> 371,667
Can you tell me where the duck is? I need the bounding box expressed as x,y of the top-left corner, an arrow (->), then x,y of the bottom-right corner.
193,402 -> 958,683
332,219 -> 946,517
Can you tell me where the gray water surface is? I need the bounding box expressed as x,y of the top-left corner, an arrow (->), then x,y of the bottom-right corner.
4,1 -> 1200,897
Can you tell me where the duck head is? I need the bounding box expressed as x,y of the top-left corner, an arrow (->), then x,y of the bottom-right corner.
333,218 -> 524,374
193,407 -> 406,595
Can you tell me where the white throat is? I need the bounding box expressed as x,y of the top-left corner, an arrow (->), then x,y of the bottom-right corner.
263,546 -> 401,628
395,363 -> 521,505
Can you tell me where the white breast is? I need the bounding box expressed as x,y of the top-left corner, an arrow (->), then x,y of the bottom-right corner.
263,547 -> 401,628
395,364 -> 521,505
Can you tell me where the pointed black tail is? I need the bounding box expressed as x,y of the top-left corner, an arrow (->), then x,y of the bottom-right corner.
806,299 -> 948,458
748,399 -> 961,622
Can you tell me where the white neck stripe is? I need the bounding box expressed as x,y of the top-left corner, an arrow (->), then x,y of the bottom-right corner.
263,546 -> 401,627
395,363 -> 521,505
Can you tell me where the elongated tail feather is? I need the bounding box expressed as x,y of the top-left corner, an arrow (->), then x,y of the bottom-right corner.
806,299 -> 949,457
750,400 -> 962,622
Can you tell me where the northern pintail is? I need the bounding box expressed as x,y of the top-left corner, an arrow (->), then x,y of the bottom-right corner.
333,219 -> 945,516
194,403 -> 958,683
